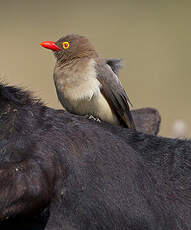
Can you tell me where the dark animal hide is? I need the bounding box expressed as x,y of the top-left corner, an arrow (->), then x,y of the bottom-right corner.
2,84 -> 190,230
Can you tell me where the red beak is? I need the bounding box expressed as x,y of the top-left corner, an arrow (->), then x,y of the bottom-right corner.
40,41 -> 60,51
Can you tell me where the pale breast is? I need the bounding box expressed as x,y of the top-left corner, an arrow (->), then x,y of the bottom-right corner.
54,58 -> 119,124
90,93 -> 119,125
54,59 -> 100,102
67,91 -> 119,125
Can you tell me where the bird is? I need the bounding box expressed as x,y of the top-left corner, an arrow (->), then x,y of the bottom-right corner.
40,34 -> 135,129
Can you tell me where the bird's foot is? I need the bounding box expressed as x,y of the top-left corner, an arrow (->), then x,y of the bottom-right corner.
86,115 -> 101,123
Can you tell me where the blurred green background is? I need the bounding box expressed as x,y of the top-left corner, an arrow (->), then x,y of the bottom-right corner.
0,0 -> 190,137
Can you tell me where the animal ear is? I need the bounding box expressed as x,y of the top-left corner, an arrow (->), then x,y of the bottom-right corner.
131,108 -> 161,135
106,59 -> 122,75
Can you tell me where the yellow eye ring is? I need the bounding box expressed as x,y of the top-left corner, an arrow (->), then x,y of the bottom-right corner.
62,41 -> 70,49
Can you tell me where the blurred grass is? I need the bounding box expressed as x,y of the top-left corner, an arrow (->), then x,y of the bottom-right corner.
0,0 -> 191,137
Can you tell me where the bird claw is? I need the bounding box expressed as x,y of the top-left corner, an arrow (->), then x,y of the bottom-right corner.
87,115 -> 101,123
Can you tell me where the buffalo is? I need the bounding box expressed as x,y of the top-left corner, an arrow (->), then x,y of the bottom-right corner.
2,83 -> 190,230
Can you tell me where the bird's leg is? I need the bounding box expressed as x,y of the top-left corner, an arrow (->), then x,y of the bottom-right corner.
86,115 -> 101,123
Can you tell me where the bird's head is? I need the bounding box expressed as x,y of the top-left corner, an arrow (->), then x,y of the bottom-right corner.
40,34 -> 98,63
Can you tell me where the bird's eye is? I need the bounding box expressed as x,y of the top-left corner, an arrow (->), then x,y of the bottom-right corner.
62,42 -> 70,49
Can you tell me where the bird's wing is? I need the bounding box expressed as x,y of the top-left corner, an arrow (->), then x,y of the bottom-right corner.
106,59 -> 122,75
95,60 -> 135,129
